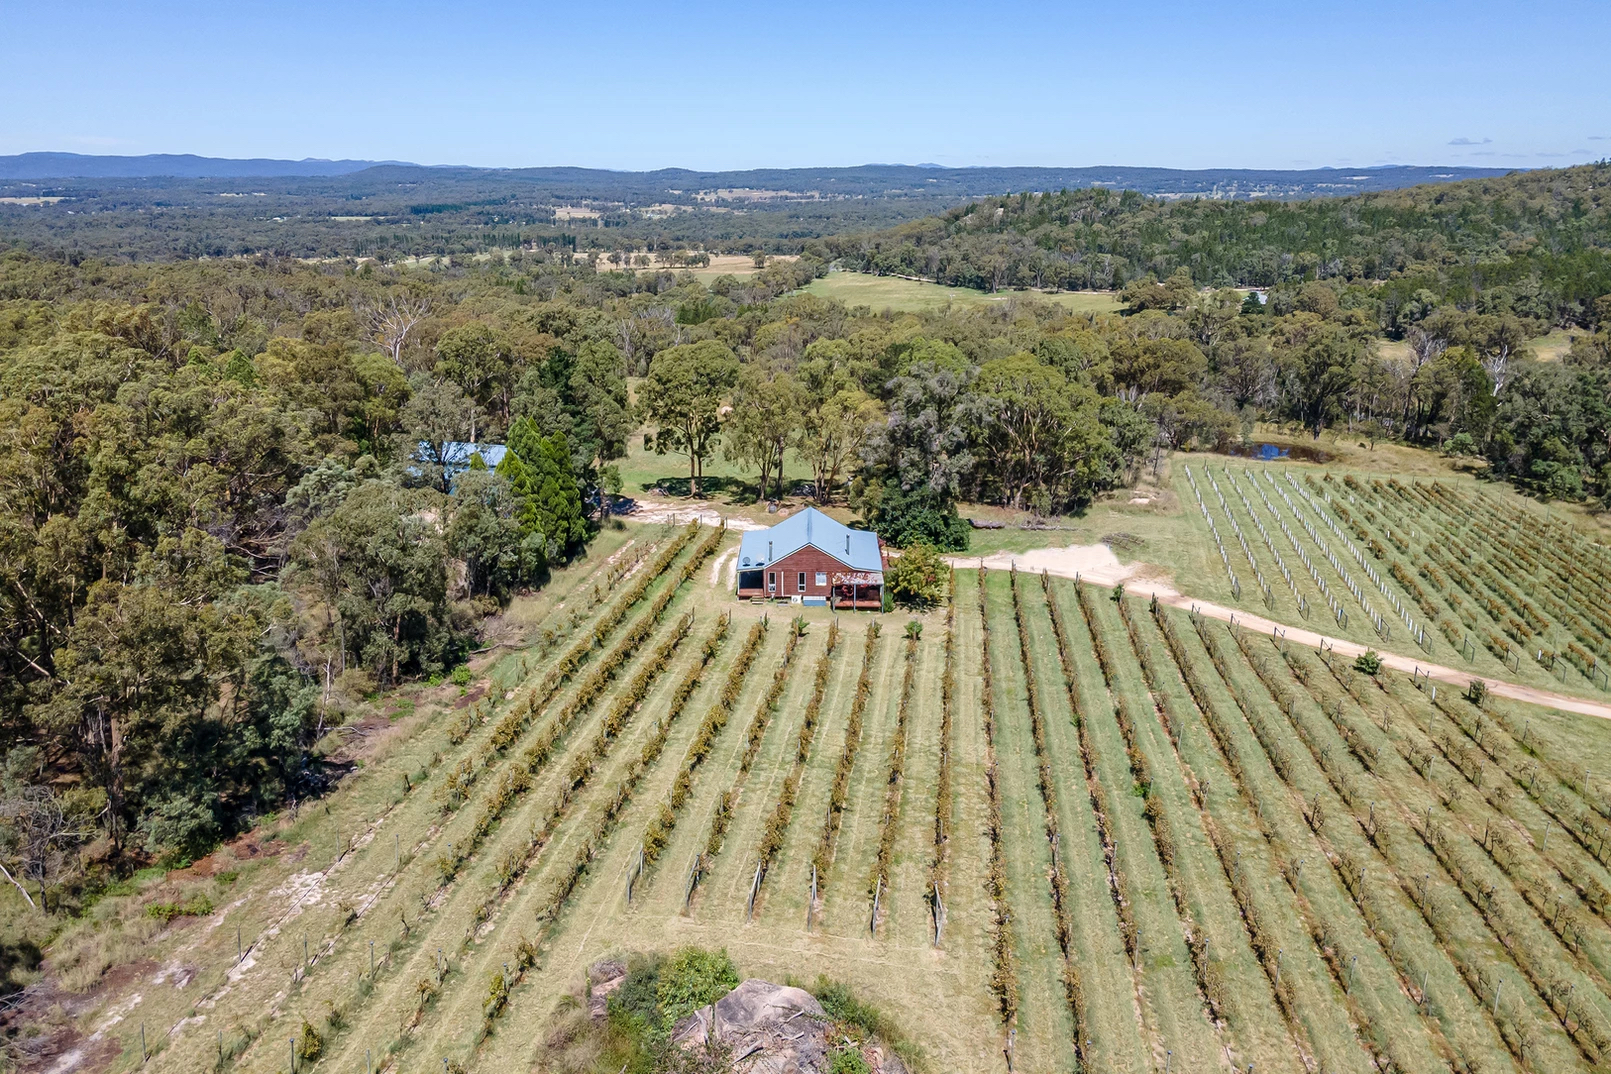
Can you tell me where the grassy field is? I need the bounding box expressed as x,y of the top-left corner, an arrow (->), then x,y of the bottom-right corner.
1530,327 -> 1583,362
22,509 -> 1611,1073
802,272 -> 1125,316
1375,330 -> 1580,366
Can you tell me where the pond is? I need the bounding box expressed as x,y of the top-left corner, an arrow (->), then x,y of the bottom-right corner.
1218,441 -> 1333,463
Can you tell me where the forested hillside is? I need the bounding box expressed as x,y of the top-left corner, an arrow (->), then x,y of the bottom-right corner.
831,163 -> 1611,326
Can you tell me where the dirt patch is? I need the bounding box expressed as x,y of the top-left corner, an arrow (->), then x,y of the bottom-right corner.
6,960 -> 157,1074
452,683 -> 487,710
16,1024 -> 121,1074
948,544 -> 1180,596
167,831 -> 281,883
624,499 -> 768,531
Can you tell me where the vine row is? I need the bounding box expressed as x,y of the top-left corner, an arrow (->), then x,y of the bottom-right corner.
978,568 -> 1018,1026
810,621 -> 881,890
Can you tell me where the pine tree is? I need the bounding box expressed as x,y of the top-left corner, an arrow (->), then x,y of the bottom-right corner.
499,418 -> 586,563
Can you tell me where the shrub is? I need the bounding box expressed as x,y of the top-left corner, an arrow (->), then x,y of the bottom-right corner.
295,1020 -> 323,1063
887,543 -> 948,608
814,978 -> 884,1037
868,480 -> 970,551
1353,649 -> 1383,675
829,1046 -> 873,1074
607,953 -> 664,1034
450,664 -> 472,687
145,891 -> 213,922
904,619 -> 923,640
656,947 -> 738,1030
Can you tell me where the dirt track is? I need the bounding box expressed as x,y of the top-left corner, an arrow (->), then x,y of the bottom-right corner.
951,545 -> 1611,723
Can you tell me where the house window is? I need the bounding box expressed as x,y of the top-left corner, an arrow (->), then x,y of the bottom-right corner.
797,572 -> 806,593
815,572 -> 827,587
768,572 -> 776,592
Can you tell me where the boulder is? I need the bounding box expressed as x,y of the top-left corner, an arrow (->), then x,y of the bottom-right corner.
671,978 -> 827,1073
586,959 -> 627,1021
669,978 -> 908,1074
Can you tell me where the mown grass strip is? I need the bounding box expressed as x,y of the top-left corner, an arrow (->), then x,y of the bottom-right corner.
810,622 -> 881,895
640,617 -> 769,872
750,619 -> 844,899
1103,588 -> 1231,1027
929,570 -> 957,915
1042,575 -> 1138,966
870,627 -> 918,916
698,618 -> 809,870
1008,570 -> 1088,1062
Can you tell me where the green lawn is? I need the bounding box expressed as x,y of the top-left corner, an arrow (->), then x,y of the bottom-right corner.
803,272 -> 1124,316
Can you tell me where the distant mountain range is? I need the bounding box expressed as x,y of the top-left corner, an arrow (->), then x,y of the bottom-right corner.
0,152 -> 417,179
0,153 -> 1517,199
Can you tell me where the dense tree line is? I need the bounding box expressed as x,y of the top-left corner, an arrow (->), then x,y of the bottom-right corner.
829,163 -> 1611,327
0,252 -> 624,891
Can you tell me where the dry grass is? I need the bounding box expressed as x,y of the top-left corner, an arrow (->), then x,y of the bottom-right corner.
803,272 -> 1124,315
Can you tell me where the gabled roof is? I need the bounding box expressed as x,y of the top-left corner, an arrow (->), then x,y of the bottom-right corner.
737,507 -> 882,574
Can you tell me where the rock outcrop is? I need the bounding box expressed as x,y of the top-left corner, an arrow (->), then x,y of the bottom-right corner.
671,979 -> 828,1073
670,978 -> 907,1074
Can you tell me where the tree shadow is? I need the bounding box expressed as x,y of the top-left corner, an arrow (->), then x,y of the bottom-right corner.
636,475 -> 759,503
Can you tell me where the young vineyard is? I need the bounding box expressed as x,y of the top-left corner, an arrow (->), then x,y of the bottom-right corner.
124,524 -> 1611,1074
1180,464 -> 1611,700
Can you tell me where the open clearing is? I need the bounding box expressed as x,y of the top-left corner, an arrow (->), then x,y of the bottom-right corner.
803,272 -> 1125,315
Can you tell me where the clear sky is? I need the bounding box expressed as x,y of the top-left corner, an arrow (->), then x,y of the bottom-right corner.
4,0 -> 1607,171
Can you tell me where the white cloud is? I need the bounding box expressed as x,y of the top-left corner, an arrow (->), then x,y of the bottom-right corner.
1448,137 -> 1493,146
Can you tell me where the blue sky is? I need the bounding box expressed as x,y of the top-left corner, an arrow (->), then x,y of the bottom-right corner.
4,0 -> 1607,171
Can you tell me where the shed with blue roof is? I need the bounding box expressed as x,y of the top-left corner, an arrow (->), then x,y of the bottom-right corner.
735,507 -> 886,609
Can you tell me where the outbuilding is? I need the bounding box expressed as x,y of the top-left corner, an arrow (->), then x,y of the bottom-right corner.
735,508 -> 886,609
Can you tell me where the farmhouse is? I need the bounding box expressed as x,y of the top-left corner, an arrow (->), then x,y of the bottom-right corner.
735,507 -> 886,609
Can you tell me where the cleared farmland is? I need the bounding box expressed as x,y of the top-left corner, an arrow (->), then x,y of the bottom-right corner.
111,520 -> 1611,1074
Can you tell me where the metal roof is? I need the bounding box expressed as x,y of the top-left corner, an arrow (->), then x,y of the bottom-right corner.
737,507 -> 882,574
439,442 -> 508,469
